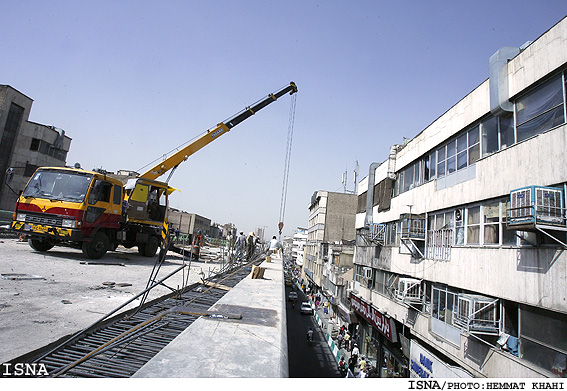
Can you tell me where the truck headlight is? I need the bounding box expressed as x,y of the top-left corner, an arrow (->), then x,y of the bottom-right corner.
16,213 -> 26,222
62,219 -> 76,228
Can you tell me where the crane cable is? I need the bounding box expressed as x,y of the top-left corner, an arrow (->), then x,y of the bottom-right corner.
278,93 -> 297,237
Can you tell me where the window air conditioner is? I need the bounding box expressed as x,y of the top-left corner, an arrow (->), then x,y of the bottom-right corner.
510,186 -> 564,226
363,267 -> 372,279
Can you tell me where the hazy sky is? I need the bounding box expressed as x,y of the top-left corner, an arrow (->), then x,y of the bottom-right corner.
3,1 -> 566,239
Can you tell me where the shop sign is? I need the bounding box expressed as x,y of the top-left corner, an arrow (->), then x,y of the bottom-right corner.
409,340 -> 472,378
350,295 -> 397,342
338,303 -> 358,324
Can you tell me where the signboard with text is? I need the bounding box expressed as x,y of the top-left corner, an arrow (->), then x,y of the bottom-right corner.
350,295 -> 397,342
410,340 -> 472,378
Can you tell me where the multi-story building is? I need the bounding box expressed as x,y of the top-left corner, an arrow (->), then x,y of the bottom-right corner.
168,209 -> 211,237
304,190 -> 357,326
291,227 -> 307,265
352,17 -> 567,378
0,85 -> 72,212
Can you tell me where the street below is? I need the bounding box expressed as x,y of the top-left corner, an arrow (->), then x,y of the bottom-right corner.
285,284 -> 341,378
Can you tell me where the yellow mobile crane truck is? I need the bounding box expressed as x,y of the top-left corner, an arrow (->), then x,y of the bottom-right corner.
9,82 -> 298,259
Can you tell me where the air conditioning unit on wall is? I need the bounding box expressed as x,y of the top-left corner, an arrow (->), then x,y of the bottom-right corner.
510,185 -> 564,226
363,267 -> 372,279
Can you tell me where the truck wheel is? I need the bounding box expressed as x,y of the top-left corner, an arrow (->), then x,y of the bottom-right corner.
82,232 -> 109,259
28,238 -> 54,252
139,236 -> 159,257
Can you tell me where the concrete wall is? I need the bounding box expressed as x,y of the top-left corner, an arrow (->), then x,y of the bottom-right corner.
325,192 -> 357,242
133,255 -> 288,378
508,17 -> 567,98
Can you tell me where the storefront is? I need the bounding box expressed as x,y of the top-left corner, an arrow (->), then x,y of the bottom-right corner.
351,294 -> 409,377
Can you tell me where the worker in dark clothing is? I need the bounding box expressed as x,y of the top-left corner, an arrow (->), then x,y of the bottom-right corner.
246,232 -> 256,260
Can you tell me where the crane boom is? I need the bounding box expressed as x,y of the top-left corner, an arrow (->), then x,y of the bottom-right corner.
140,82 -> 298,181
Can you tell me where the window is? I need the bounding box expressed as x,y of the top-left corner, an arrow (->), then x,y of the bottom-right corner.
0,104 -> 24,185
403,164 -> 414,193
30,138 -> 40,151
88,180 -> 112,204
426,212 -> 454,260
28,137 -> 67,162
434,125 -> 479,181
446,139 -> 456,174
113,184 -> 122,205
481,114 -> 516,156
395,161 -> 424,196
466,206 -> 480,245
463,200 -> 516,246
384,221 -> 398,246
499,114 -> 515,149
483,202 -> 500,245
481,116 -> 499,157
437,144 -> 446,178
457,132 -> 468,170
425,152 -> 436,180
357,191 -> 367,213
374,269 -> 386,295
520,305 -> 567,375
516,74 -> 565,143
432,286 -> 458,325
468,126 -> 480,164
455,209 -> 464,245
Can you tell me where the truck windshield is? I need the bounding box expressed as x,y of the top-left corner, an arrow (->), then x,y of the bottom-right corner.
22,170 -> 93,202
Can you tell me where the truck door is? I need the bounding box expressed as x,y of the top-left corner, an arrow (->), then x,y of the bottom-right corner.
85,179 -> 115,226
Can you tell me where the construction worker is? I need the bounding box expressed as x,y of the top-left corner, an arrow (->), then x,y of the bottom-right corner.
246,232 -> 256,260
268,236 -> 282,255
235,231 -> 246,260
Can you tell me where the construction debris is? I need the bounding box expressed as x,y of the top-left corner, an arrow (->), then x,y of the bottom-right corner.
251,266 -> 266,279
102,282 -> 132,287
1,273 -> 45,281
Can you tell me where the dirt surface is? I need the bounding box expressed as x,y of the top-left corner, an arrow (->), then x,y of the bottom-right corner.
0,238 -> 225,363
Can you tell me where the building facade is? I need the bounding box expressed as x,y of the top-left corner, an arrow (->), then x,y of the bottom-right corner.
304,190 -> 357,329
291,227 -> 307,265
168,209 -> 211,236
0,85 -> 72,212
352,17 -> 567,378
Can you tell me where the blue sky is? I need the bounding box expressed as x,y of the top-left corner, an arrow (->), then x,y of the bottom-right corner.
3,1 -> 566,239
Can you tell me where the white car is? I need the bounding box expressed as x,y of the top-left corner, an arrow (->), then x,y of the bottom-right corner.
300,302 -> 313,315
288,291 -> 298,301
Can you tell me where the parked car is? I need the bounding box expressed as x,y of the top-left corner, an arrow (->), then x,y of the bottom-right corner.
288,291 -> 298,301
300,302 -> 313,315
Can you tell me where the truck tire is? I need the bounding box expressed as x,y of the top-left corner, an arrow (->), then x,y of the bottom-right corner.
138,236 -> 159,257
28,238 -> 54,252
82,232 -> 109,259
